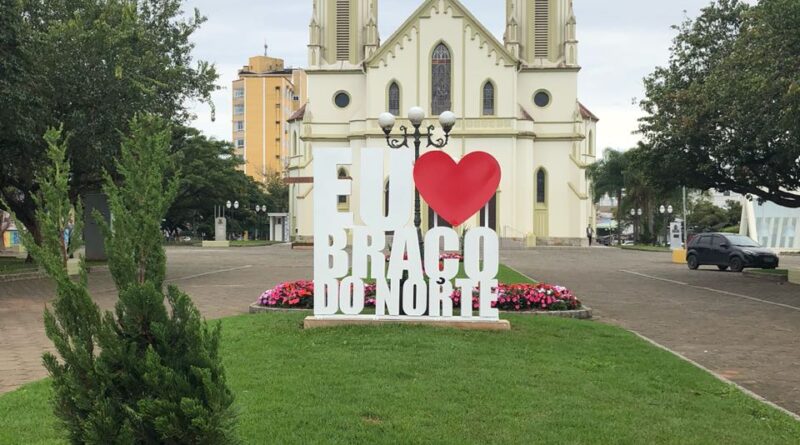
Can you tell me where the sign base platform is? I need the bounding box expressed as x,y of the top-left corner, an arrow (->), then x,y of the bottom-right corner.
304,316 -> 511,331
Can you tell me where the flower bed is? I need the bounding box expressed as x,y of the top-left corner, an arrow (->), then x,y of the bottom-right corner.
257,281 -> 581,312
450,283 -> 581,312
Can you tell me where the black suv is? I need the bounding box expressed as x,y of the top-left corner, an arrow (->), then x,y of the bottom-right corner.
686,233 -> 779,272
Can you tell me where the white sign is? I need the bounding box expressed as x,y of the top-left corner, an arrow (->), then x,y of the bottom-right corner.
670,222 -> 683,250
313,147 -> 500,321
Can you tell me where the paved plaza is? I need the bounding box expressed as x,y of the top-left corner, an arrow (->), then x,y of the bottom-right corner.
1,245 -> 799,415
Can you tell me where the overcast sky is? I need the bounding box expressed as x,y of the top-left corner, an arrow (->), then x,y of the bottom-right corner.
182,0 -> 736,153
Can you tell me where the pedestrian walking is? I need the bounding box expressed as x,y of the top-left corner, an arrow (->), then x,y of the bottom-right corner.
586,225 -> 594,246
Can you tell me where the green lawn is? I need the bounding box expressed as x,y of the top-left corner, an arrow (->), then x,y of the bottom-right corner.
2,313 -> 799,444
0,256 -> 37,275
746,269 -> 788,276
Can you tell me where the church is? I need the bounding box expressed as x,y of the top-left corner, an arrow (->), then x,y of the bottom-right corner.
286,0 -> 598,246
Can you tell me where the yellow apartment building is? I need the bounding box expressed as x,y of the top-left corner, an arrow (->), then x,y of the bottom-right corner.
232,55 -> 307,180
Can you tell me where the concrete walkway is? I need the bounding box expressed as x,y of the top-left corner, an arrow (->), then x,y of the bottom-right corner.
0,245 -> 312,394
502,247 -> 800,416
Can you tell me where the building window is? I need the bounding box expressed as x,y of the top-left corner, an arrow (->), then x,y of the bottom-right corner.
388,82 -> 400,116
235,139 -> 245,149
534,0 -> 550,58
334,91 -> 351,108
534,90 -> 551,108
234,121 -> 244,132
337,168 -> 349,205
482,81 -> 495,116
428,206 -> 453,229
536,169 -> 547,204
233,88 -> 244,99
431,43 -> 452,116
234,104 -> 245,115
336,0 -> 350,61
479,193 -> 498,230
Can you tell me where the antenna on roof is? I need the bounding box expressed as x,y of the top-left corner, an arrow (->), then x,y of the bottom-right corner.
264,40 -> 268,57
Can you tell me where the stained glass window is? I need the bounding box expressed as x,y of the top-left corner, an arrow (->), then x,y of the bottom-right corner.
431,43 -> 451,116
482,82 -> 495,116
536,169 -> 547,204
388,82 -> 400,116
338,168 -> 349,205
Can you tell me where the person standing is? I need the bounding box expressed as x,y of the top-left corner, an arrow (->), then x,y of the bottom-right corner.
586,225 -> 594,246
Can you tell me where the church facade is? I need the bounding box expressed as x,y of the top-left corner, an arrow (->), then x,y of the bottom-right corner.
287,0 -> 597,246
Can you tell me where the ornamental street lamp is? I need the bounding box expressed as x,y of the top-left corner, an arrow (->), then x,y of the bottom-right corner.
660,204 -> 674,246
255,204 -> 267,240
379,107 -> 456,260
226,200 -> 240,240
630,208 -> 643,243
380,107 -> 456,315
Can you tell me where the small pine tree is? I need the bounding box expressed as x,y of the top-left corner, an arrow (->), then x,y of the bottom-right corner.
94,115 -> 237,443
22,117 -> 237,444
12,127 -> 105,441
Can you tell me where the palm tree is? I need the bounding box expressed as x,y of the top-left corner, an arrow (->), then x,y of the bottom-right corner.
588,149 -> 630,245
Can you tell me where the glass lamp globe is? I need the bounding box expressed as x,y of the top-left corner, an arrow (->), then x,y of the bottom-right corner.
630,209 -> 636,216
668,205 -> 674,214
378,112 -> 396,132
234,201 -> 240,210
439,111 -> 456,132
407,106 -> 425,126
637,209 -> 643,216
226,200 -> 232,209
660,205 -> 666,214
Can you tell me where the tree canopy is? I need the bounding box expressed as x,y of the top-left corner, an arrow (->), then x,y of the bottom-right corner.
638,0 -> 800,207
0,0 -> 217,242
165,128 -> 282,239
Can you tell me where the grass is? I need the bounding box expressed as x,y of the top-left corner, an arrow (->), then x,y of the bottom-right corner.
230,240 -> 281,247
0,256 -> 38,275
620,244 -> 672,253
2,313 -> 799,444
746,269 -> 788,276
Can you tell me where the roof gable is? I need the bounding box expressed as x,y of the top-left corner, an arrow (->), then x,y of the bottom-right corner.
366,0 -> 518,68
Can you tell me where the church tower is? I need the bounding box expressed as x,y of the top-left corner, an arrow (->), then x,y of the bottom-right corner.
308,0 -> 379,68
505,0 -> 578,67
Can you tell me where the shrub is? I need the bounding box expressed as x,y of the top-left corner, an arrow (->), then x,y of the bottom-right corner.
26,116 -> 237,444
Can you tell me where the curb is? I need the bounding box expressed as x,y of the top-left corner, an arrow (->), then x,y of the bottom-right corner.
743,270 -> 788,283
507,307 -> 592,319
0,270 -> 46,283
630,330 -> 800,422
249,304 -> 312,314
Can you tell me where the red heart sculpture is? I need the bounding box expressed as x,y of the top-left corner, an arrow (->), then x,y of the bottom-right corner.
413,151 -> 501,227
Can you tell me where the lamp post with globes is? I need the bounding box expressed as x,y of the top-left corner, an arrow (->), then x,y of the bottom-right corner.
659,204 -> 674,246
378,107 -> 456,261
226,200 -> 239,240
630,208 -> 643,244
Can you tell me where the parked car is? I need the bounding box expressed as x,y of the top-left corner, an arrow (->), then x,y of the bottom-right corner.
686,233 -> 779,272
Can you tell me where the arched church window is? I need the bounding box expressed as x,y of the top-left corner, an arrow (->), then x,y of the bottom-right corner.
384,180 -> 391,217
388,82 -> 400,116
431,43 -> 452,116
337,168 -> 349,205
482,81 -> 495,116
536,169 -> 547,204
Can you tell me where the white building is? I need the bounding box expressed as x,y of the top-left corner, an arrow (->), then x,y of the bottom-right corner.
741,198 -> 800,252
287,0 -> 598,246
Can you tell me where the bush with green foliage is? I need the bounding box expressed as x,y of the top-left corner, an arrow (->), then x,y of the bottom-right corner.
22,116 -> 237,444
